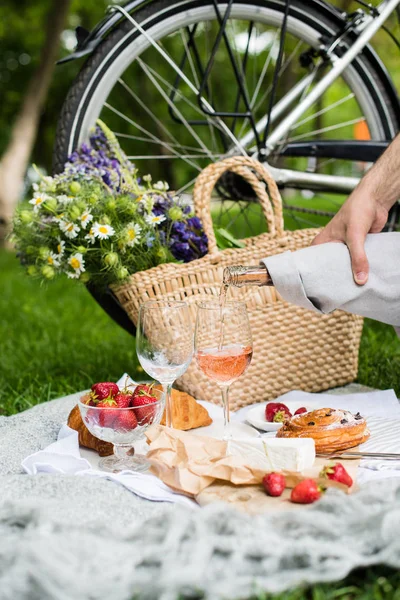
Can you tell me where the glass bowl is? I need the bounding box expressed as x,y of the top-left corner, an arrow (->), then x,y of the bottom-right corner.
78,387 -> 164,473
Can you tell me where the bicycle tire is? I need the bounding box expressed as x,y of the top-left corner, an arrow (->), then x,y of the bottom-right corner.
54,0 -> 399,172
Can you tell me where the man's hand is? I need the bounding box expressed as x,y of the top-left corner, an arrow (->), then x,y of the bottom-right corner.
311,192 -> 388,285
312,133 -> 400,285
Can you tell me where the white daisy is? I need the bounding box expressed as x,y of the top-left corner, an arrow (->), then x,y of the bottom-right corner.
85,227 -> 96,245
92,222 -> 115,240
145,213 -> 166,226
29,192 -> 51,212
60,220 -> 80,239
80,211 -> 93,229
153,181 -> 169,191
57,195 -> 75,205
67,271 -> 80,279
56,240 -> 65,256
125,223 -> 142,247
53,213 -> 65,224
47,252 -> 60,267
68,252 -> 85,276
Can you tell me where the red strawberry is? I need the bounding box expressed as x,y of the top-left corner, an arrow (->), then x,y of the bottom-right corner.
91,382 -> 119,401
290,479 -> 322,504
86,408 -> 100,427
320,463 -> 353,487
294,407 -> 308,415
132,384 -> 154,400
262,472 -> 286,497
97,397 -> 119,428
81,394 -> 95,406
115,410 -> 138,432
265,402 -> 292,423
114,392 -> 133,409
131,388 -> 158,425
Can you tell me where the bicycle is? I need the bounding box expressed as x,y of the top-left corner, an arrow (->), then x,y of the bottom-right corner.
53,0 -> 400,327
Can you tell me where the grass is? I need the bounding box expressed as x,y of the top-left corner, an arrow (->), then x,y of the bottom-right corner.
1,221 -> 399,599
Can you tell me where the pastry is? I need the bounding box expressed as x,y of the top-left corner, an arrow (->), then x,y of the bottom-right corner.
156,386 -> 213,430
67,404 -> 113,456
276,407 -> 370,453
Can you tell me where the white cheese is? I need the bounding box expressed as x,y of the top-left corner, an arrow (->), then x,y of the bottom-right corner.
226,437 -> 315,472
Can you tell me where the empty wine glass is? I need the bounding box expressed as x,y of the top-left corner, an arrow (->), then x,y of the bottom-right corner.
194,300 -> 253,439
136,300 -> 193,427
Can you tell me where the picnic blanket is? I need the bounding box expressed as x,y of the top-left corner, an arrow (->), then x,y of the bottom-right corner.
1,388 -> 400,600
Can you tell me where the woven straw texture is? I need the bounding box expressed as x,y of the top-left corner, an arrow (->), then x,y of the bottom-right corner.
112,157 -> 363,408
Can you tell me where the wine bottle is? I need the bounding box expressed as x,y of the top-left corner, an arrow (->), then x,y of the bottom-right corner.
222,265 -> 273,287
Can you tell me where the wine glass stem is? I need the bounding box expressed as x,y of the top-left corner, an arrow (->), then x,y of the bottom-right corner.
163,382 -> 174,428
221,385 -> 231,438
113,444 -> 133,460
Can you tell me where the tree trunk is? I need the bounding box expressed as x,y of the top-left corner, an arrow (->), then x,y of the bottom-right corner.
0,0 -> 71,246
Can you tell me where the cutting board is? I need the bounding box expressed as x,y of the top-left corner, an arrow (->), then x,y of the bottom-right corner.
196,456 -> 360,513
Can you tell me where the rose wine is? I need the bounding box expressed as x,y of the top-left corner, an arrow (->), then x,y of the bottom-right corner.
218,283 -> 228,350
195,344 -> 253,385
223,265 -> 273,287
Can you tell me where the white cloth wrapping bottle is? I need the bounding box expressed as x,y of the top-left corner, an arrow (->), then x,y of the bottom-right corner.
261,232 -> 400,331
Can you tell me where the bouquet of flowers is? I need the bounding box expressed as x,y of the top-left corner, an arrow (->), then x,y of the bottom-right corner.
12,121 -> 208,288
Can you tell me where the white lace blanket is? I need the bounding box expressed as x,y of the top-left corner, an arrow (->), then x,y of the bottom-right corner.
1,391 -> 399,600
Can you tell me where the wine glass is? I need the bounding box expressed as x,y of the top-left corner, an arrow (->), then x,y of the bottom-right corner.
136,300 -> 193,427
194,300 -> 253,439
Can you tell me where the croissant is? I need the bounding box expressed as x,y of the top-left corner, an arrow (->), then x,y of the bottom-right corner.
276,407 -> 370,453
67,405 -> 114,456
157,387 -> 213,430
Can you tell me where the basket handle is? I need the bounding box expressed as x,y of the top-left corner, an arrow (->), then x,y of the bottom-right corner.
193,156 -> 285,255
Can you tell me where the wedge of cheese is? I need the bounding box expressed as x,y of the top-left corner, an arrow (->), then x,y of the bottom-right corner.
227,437 -> 315,472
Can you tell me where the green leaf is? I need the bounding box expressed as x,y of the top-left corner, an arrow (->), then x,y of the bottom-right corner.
215,228 -> 245,250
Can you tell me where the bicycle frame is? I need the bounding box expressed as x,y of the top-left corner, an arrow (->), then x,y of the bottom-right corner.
107,0 -> 400,193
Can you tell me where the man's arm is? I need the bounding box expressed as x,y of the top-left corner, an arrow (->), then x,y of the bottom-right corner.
312,133 -> 400,285
261,232 -> 400,328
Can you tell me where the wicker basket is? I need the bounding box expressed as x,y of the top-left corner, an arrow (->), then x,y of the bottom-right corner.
112,157 -> 363,409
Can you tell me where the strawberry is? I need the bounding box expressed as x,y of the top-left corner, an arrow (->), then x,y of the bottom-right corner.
81,393 -> 95,406
97,397 -> 119,428
290,479 -> 322,504
265,402 -> 292,423
86,408 -> 100,427
262,472 -> 286,497
115,410 -> 138,432
114,392 -> 133,409
132,384 -> 154,400
294,407 -> 308,415
320,463 -> 353,487
91,382 -> 119,402
131,387 -> 158,425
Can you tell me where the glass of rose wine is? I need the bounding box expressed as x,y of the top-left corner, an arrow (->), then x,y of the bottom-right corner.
194,300 -> 253,439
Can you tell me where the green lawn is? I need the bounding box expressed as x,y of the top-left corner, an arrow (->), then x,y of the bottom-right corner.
1,247 -> 400,600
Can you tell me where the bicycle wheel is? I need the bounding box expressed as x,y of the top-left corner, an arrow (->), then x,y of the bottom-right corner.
54,0 -> 399,235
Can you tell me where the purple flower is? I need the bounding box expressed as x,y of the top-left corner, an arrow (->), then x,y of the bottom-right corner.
187,216 -> 202,230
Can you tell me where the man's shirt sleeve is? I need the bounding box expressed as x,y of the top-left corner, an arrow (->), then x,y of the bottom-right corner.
261,232 -> 400,328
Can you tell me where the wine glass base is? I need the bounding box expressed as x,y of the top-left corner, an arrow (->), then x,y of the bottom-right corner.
99,454 -> 150,473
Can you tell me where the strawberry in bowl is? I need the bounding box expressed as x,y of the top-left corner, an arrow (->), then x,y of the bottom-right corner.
79,382 -> 164,473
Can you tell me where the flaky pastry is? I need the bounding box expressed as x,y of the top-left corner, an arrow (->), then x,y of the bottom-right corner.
276,407 -> 370,453
157,386 -> 212,430
68,404 -> 114,456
